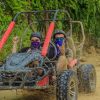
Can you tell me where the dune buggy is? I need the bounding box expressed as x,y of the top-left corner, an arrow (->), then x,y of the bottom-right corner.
0,10 -> 96,100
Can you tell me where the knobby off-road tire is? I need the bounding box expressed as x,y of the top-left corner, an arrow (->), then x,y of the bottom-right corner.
78,64 -> 96,93
56,70 -> 78,100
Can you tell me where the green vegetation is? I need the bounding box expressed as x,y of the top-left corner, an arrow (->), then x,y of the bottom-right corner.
0,0 -> 100,60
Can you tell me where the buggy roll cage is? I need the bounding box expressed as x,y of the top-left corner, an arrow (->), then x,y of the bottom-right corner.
0,10 -> 85,57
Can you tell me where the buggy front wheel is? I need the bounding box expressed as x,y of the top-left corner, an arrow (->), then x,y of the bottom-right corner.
56,70 -> 78,100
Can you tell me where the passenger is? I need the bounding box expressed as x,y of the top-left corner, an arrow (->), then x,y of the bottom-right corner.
12,32 -> 43,75
19,32 -> 42,53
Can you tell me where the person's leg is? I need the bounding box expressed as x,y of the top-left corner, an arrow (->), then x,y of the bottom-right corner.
56,55 -> 68,73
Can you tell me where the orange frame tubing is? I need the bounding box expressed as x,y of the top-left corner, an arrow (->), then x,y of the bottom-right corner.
41,22 -> 55,57
0,21 -> 15,50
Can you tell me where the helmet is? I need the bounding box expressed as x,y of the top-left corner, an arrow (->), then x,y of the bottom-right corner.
30,32 -> 42,40
53,30 -> 66,39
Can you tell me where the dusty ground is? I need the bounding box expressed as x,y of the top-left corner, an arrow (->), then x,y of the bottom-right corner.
0,53 -> 100,100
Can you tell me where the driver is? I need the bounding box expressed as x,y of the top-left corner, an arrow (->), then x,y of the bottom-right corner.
53,30 -> 73,59
52,30 -> 74,73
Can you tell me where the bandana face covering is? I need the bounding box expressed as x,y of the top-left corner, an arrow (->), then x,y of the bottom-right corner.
54,37 -> 64,55
55,37 -> 64,46
31,41 -> 41,49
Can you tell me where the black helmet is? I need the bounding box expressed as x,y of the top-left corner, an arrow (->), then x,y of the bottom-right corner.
53,30 -> 66,39
30,32 -> 42,40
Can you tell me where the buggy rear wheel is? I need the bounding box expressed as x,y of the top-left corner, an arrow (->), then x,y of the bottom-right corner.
56,70 -> 78,100
78,64 -> 96,93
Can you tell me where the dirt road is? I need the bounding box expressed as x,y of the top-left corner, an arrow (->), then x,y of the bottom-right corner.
0,54 -> 100,100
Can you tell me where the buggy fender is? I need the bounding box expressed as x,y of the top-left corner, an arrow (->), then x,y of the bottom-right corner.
36,76 -> 49,87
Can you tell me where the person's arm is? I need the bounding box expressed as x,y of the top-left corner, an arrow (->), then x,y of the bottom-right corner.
66,48 -> 73,62
12,36 -> 19,53
66,48 -> 77,68
67,37 -> 76,58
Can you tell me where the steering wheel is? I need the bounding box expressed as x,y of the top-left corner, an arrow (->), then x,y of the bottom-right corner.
46,41 -> 57,60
